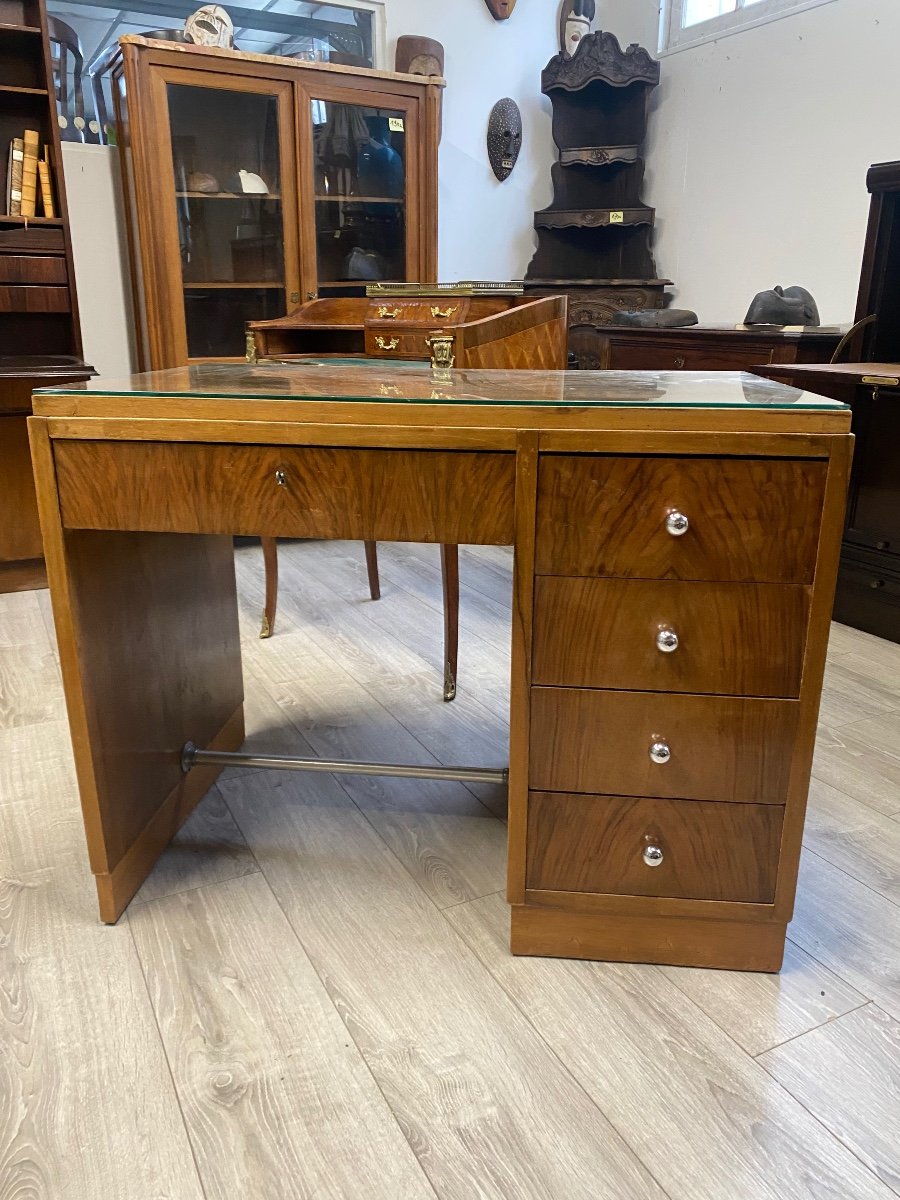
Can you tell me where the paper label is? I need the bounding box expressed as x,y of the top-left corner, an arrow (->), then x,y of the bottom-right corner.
389,117 -> 405,132
12,149 -> 23,161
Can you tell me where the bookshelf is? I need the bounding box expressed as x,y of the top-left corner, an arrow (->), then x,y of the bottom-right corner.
0,0 -> 92,593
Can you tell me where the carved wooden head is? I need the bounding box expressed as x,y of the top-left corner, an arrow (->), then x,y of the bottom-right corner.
485,0 -> 517,19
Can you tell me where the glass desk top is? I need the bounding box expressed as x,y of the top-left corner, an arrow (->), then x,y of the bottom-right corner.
38,362 -> 849,411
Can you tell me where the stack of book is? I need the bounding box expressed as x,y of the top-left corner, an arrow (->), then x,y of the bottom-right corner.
5,129 -> 56,218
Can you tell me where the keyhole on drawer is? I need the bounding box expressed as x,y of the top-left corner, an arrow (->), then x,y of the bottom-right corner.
275,469 -> 287,488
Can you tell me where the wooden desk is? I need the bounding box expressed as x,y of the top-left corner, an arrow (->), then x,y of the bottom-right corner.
30,364 -> 852,971
756,362 -> 900,643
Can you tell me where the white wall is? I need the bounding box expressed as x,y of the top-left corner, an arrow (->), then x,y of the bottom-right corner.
62,143 -> 137,375
65,0 -> 899,363
638,0 -> 900,324
379,0 -> 651,281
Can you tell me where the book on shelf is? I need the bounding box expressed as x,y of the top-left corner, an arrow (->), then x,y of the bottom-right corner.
20,129 -> 40,217
6,137 -> 24,216
37,146 -> 55,217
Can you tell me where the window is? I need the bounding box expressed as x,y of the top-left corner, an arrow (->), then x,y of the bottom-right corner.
660,0 -> 837,53
47,0 -> 386,143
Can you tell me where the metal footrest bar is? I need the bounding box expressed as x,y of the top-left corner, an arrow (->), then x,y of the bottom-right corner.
181,742 -> 509,786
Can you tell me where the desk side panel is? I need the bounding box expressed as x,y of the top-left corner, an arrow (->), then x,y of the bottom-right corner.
29,420 -> 244,921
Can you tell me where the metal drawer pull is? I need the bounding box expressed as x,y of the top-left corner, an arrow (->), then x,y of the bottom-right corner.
431,305 -> 458,320
665,510 -> 689,537
656,628 -> 679,653
649,741 -> 671,764
376,336 -> 400,351
674,356 -> 686,368
643,843 -> 665,868
275,469 -> 287,488
377,306 -> 401,319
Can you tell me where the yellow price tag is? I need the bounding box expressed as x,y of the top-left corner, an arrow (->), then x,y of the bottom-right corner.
389,117 -> 405,132
609,210 -> 624,224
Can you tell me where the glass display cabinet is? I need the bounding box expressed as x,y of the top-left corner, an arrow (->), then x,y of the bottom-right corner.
111,37 -> 442,367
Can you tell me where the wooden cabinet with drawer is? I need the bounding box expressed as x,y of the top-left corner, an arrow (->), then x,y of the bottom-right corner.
586,324 -> 842,373
515,437 -> 845,972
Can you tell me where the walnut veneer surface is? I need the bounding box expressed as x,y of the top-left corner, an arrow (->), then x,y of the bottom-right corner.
30,364 -> 852,969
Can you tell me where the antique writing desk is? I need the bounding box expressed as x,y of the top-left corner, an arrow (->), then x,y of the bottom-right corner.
29,364 -> 852,971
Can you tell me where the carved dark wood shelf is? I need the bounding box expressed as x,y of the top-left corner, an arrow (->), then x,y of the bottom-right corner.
542,32 -> 659,91
525,30 -> 671,366
535,208 -> 653,230
560,146 -> 639,167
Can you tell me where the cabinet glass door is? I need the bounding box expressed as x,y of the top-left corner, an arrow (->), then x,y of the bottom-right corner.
166,83 -> 293,358
310,97 -> 408,294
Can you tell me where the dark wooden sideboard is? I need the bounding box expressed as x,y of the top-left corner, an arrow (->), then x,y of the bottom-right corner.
757,361 -> 900,643
581,324 -> 843,373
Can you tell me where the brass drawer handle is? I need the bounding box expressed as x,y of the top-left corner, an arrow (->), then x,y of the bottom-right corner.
673,356 -> 686,368
649,741 -> 671,764
376,337 -> 400,351
377,306 -> 401,319
643,843 -> 664,868
431,305 -> 458,320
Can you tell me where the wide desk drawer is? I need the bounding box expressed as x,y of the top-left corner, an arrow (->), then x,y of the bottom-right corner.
536,455 -> 826,582
605,337 -> 773,373
54,441 -> 516,544
532,577 -> 809,696
530,689 -> 798,803
527,791 -> 783,902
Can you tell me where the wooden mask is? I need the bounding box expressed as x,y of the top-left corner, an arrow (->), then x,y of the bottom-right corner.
484,0 -> 517,19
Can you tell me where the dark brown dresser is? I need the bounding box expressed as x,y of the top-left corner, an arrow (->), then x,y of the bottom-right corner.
757,159 -> 900,644
583,323 -> 842,373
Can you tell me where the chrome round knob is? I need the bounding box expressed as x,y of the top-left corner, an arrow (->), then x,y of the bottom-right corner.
649,741 -> 671,764
665,510 -> 689,537
642,844 -> 664,868
656,628 -> 679,653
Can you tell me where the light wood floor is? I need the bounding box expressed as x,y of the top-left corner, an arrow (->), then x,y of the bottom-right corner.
2,539 -> 900,1199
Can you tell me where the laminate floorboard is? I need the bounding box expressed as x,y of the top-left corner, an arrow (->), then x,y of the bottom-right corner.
0,723 -> 205,1200
660,937 -> 867,1057
130,785 -> 260,907
219,767 -> 666,1200
813,720 -> 900,817
240,632 -> 507,909
759,1004 -> 900,1193
790,850 -> 900,1022
128,872 -> 436,1200
804,777 -> 900,905
2,541 -> 900,1199
448,893 -> 895,1200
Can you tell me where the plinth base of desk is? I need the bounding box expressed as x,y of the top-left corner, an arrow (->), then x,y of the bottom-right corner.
510,904 -> 787,972
96,705 -> 245,923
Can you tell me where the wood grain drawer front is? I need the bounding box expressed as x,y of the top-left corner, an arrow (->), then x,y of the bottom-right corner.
606,339 -> 773,372
536,455 -> 826,583
55,441 -> 516,544
367,299 -> 471,323
527,792 -> 783,902
364,327 -> 436,360
529,689 -> 798,803
0,255 -> 67,285
532,577 -> 809,697
0,284 -> 70,313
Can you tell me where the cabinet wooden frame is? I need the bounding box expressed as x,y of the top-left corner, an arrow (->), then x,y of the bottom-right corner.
112,36 -> 443,369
